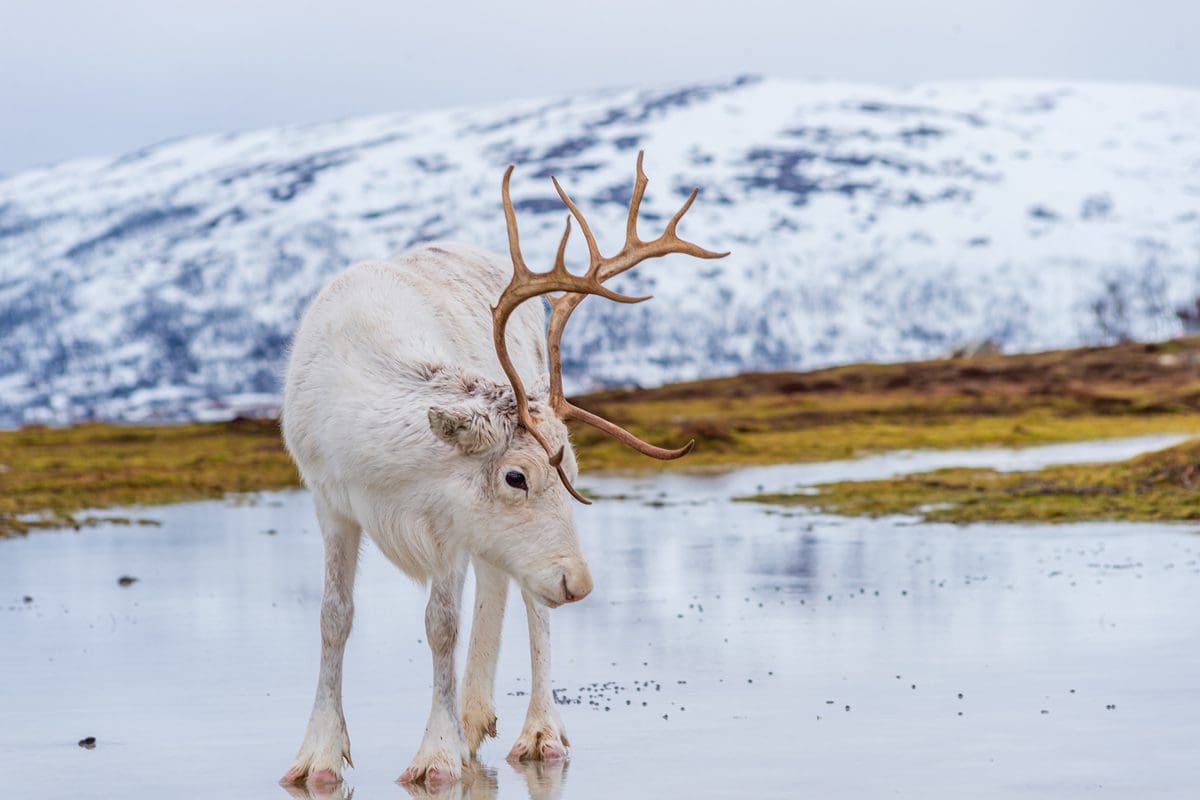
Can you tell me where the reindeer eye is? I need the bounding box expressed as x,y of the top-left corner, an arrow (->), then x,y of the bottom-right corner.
505,470 -> 528,492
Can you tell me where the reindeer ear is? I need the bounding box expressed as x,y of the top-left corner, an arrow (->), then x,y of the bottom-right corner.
428,404 -> 503,454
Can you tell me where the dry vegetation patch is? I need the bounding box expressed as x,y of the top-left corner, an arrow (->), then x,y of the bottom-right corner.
744,439 -> 1200,523
3,338 -> 1200,535
0,419 -> 298,537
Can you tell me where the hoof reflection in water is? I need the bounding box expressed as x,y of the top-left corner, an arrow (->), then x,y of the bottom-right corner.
279,778 -> 353,800
390,757 -> 568,800
510,757 -> 569,800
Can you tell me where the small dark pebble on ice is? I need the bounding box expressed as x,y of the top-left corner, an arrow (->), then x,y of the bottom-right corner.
117,576 -> 138,587
23,596 -> 33,603
78,737 -> 96,749
1040,709 -> 1050,715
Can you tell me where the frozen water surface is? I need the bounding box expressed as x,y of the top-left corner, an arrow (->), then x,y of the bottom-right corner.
2,437 -> 1198,798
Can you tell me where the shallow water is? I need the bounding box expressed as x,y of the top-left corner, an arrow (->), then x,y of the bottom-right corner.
2,437 -> 1199,799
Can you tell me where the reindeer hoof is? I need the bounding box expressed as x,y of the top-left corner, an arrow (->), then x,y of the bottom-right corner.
462,704 -> 498,754
398,748 -> 466,786
507,722 -> 569,763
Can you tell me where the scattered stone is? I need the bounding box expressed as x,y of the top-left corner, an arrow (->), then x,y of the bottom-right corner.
23,595 -> 33,603
117,576 -> 138,587
78,736 -> 96,749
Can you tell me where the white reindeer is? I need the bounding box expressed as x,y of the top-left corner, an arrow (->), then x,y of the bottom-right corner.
279,152 -> 725,789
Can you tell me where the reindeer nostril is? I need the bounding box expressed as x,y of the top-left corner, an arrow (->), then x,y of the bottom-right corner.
561,574 -> 576,602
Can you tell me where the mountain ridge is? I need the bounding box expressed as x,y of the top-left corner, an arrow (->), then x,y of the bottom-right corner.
2,75 -> 1199,424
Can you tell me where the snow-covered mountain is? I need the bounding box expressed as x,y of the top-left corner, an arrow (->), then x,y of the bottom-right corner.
2,76 -> 1199,424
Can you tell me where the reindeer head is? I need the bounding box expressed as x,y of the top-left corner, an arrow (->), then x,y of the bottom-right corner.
430,151 -> 727,606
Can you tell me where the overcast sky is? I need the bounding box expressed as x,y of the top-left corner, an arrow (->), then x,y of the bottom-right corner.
2,0 -> 1197,173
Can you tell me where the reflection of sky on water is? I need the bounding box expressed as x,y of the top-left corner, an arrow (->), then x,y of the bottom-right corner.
2,437 -> 1199,798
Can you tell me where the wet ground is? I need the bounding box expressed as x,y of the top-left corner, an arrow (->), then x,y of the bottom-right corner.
2,435 -> 1198,799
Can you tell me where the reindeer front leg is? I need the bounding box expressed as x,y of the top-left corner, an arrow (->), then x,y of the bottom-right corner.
282,494 -> 360,788
399,563 -> 470,787
508,590 -> 569,762
461,559 -> 508,754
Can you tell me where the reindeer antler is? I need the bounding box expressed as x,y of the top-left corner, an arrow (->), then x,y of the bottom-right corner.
492,151 -> 729,504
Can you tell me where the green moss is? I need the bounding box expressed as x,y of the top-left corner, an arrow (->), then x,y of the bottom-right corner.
571,336 -> 1200,471
0,419 -> 299,537
5,337 -> 1200,536
742,439 -> 1200,523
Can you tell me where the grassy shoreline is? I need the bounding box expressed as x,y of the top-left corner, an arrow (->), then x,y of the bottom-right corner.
4,338 -> 1200,536
743,438 -> 1200,523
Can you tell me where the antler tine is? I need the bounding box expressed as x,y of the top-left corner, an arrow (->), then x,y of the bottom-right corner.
552,216 -> 572,275
624,150 -> 648,248
546,293 -> 584,411
659,186 -> 730,260
561,400 -> 695,459
550,176 -> 603,270
500,165 -> 533,276
663,186 -> 698,239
